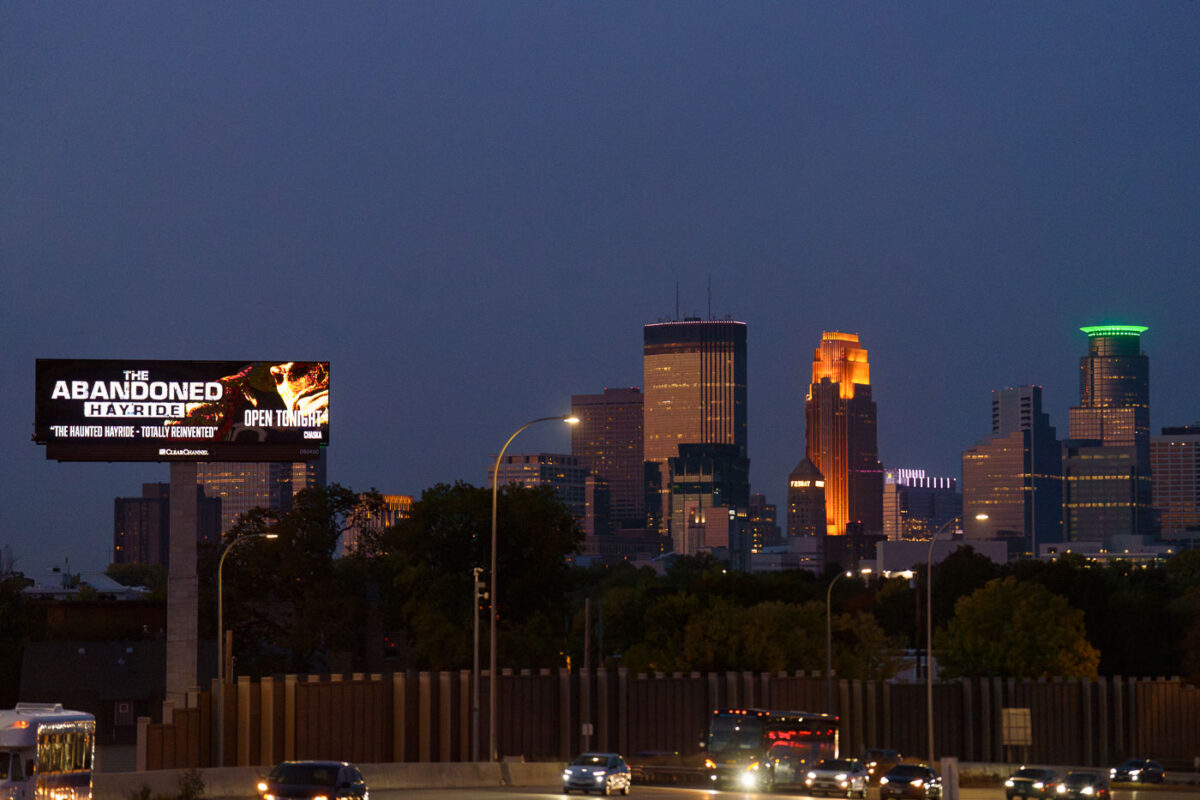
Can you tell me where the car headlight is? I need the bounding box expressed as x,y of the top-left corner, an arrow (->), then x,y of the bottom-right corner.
1057,786 -> 1067,794
748,762 -> 760,771
880,778 -> 889,785
913,780 -> 924,787
1082,788 -> 1094,795
705,759 -> 716,770
314,795 -> 328,800
808,772 -> 818,780
1129,772 -> 1140,779
1109,771 -> 1116,777
1006,780 -> 1015,788
837,774 -> 848,781
256,784 -> 268,794
594,774 -> 605,783
1034,782 -> 1044,789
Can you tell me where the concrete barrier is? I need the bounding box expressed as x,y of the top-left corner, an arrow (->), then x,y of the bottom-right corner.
93,761 -> 569,800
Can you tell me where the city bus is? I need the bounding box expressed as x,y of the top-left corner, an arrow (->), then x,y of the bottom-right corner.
0,704 -> 95,800
704,708 -> 839,792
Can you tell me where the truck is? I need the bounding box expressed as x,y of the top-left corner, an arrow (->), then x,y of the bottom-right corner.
0,704 -> 95,800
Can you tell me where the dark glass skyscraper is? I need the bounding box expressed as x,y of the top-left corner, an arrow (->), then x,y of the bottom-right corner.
1063,325 -> 1153,543
804,331 -> 882,536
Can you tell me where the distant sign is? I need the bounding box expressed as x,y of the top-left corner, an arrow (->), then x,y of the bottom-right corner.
1001,708 -> 1032,747
34,359 -> 328,462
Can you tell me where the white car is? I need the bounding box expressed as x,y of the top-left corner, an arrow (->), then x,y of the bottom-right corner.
562,752 -> 632,796
806,758 -> 870,798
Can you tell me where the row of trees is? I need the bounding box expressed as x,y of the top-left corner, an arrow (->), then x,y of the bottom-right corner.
186,482 -> 1200,685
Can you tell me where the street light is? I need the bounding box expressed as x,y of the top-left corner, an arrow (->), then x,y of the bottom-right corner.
925,513 -> 986,764
216,531 -> 277,767
825,567 -> 871,712
487,414 -> 578,762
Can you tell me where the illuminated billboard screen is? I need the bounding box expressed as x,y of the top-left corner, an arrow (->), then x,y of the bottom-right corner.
34,360 -> 328,462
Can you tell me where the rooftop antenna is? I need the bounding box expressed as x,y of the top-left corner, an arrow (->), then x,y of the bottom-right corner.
675,281 -> 680,321
707,277 -> 712,320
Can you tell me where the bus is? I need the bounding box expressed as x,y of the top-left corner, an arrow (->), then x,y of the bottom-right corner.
703,708 -> 839,792
0,704 -> 95,800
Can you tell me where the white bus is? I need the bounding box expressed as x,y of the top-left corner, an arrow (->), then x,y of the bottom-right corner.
0,704 -> 95,800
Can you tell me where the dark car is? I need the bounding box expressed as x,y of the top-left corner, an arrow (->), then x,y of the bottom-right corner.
864,749 -> 903,783
1110,759 -> 1164,784
805,758 -> 869,798
880,764 -> 942,800
562,752 -> 632,796
1006,767 -> 1059,799
1057,771 -> 1110,800
257,761 -> 368,800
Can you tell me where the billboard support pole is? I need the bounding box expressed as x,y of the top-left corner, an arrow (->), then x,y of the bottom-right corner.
166,462 -> 200,717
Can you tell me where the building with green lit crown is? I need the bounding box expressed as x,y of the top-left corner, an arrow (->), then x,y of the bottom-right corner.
1063,325 -> 1154,545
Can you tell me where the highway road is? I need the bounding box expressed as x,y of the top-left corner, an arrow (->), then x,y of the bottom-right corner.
370,786 -> 1200,800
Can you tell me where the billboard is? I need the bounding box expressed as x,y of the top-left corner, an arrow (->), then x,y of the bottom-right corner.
34,360 -> 328,462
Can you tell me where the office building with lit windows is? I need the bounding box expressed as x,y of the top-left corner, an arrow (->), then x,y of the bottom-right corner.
489,452 -> 590,527
786,457 -> 826,538
667,443 -> 751,568
570,387 -> 645,531
1151,425 -> 1200,540
1062,326 -> 1153,543
113,482 -> 221,566
804,331 -> 882,537
747,493 -> 781,552
196,456 -> 326,534
883,469 -> 962,541
962,386 -> 1062,554
341,493 -> 414,556
643,318 -> 748,552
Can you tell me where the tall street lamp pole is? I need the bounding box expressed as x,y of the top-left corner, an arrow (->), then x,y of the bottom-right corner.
925,513 -> 986,764
826,568 -> 870,712
488,414 -> 578,763
216,531 -> 277,767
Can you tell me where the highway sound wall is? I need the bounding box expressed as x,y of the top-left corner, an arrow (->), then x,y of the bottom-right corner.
140,670 -> 1200,770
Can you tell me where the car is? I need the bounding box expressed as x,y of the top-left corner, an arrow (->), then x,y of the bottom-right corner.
257,761 -> 368,800
879,764 -> 942,800
1110,759 -> 1165,784
562,752 -> 632,796
1006,767 -> 1059,799
805,758 -> 869,798
1057,771 -> 1110,800
864,749 -> 903,783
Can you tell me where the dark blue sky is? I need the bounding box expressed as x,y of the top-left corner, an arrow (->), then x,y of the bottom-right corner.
3,2 -> 1198,572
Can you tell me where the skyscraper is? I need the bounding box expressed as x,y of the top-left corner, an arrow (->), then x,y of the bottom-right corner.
804,331 -> 882,537
643,319 -> 747,461
962,386 -> 1062,554
113,482 -> 221,566
196,456 -> 326,535
643,318 -> 748,550
785,458 -> 826,538
1152,425 -> 1200,540
883,469 -> 962,541
1063,325 -> 1153,543
570,387 -> 644,530
488,452 -> 590,527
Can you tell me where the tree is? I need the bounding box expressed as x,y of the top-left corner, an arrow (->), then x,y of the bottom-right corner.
935,576 -> 1100,679
211,484 -> 383,674
379,481 -> 582,669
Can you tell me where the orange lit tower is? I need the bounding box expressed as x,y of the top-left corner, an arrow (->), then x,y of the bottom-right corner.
804,331 -> 882,536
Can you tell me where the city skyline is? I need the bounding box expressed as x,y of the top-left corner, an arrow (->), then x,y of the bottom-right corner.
3,3 -> 1198,572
